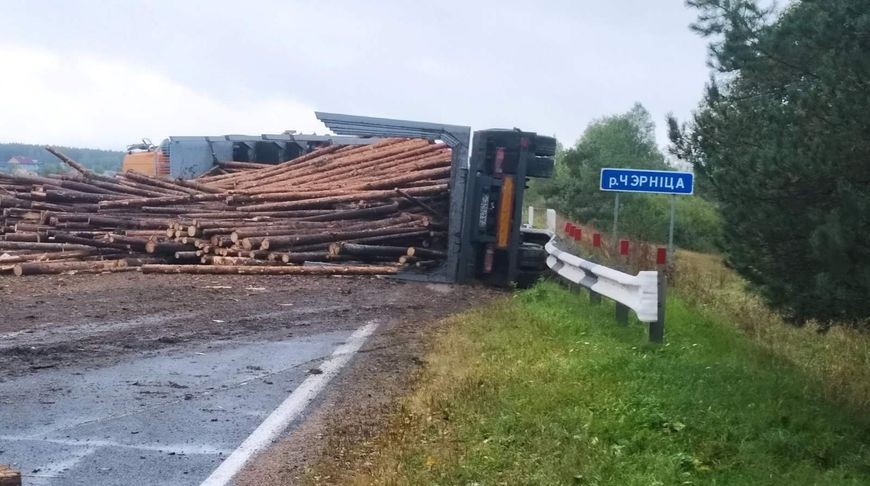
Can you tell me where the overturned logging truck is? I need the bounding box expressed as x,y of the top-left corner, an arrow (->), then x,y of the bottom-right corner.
0,113 -> 555,286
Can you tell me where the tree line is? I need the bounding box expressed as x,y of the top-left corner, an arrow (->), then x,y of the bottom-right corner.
536,0 -> 869,329
0,143 -> 124,176
531,104 -> 722,254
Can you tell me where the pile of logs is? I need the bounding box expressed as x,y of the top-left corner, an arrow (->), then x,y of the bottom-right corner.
0,138 -> 451,276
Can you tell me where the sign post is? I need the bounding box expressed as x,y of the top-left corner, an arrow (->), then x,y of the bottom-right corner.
600,168 -> 694,264
668,195 -> 676,263
598,168 -> 694,341
611,193 -> 620,251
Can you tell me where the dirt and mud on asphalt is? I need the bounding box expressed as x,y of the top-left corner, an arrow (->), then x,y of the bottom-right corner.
0,273 -> 496,380
0,272 -> 499,485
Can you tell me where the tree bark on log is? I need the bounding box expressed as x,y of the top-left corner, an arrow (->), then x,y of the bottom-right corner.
144,240 -> 196,256
141,264 -> 398,275
297,201 -> 400,222
51,233 -> 131,250
0,241 -> 95,251
281,252 -> 352,264
0,249 -> 115,264
0,464 -> 21,486
406,247 -> 447,259
14,259 -> 129,276
260,224 -> 427,250
202,255 -> 277,266
331,243 -> 411,258
216,160 -> 273,170
45,147 -> 115,184
237,184 -> 448,212
122,171 -> 201,196
3,232 -> 43,242
99,193 -> 225,209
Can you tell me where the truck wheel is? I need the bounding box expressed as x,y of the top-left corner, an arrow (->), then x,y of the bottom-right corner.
516,242 -> 549,287
519,242 -> 548,269
534,135 -> 557,157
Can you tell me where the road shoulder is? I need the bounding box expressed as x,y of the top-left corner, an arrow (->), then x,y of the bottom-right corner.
233,294 -> 468,485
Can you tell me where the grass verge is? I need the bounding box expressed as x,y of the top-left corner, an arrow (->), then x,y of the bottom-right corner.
325,281 -> 869,485
675,251 -> 870,412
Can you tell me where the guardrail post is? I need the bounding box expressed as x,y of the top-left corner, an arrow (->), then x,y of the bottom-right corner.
615,302 -> 629,324
588,235 -> 603,304
614,239 -> 630,325
649,248 -> 667,343
589,289 -> 602,305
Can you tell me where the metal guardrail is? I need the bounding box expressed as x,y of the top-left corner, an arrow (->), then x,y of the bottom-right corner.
545,236 -> 665,342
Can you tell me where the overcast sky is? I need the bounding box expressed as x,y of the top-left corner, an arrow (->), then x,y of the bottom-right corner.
0,0 -> 711,151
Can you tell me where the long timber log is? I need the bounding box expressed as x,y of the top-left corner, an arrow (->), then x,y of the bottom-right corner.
0,241 -> 96,251
13,259 -> 130,276
144,240 -> 196,256
140,264 -> 398,275
330,243 -> 411,258
406,247 -> 448,259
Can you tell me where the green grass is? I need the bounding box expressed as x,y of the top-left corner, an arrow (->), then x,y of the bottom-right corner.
674,251 -> 870,412
340,281 -> 870,485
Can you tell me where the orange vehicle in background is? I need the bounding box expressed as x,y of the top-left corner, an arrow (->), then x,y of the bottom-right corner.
121,139 -> 169,177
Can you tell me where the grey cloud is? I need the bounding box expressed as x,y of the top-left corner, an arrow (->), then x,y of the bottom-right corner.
1,0 -> 710,148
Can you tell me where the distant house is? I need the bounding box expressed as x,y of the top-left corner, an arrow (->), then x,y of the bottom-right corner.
7,156 -> 39,166
1,155 -> 41,174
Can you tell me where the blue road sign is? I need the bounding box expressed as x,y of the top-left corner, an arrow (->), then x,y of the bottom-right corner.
600,168 -> 694,195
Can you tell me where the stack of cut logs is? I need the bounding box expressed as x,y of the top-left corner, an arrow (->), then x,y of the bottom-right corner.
0,138 -> 451,276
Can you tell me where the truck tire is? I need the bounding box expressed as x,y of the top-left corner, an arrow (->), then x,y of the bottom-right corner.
534,135 -> 557,157
519,242 -> 548,268
516,242 -> 549,287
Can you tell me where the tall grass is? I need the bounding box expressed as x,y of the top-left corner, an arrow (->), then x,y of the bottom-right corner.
674,250 -> 870,412
553,218 -> 870,412
331,283 -> 870,485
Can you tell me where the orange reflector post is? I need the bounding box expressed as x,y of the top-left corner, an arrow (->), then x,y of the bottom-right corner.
496,176 -> 515,249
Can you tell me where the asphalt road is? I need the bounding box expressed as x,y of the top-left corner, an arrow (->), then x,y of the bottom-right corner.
0,325 -> 361,485
0,273 -> 496,485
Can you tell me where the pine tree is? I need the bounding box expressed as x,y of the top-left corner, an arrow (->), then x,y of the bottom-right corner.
669,0 -> 870,326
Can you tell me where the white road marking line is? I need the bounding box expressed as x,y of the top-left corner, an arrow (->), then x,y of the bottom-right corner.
199,321 -> 380,486
0,435 -> 230,456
